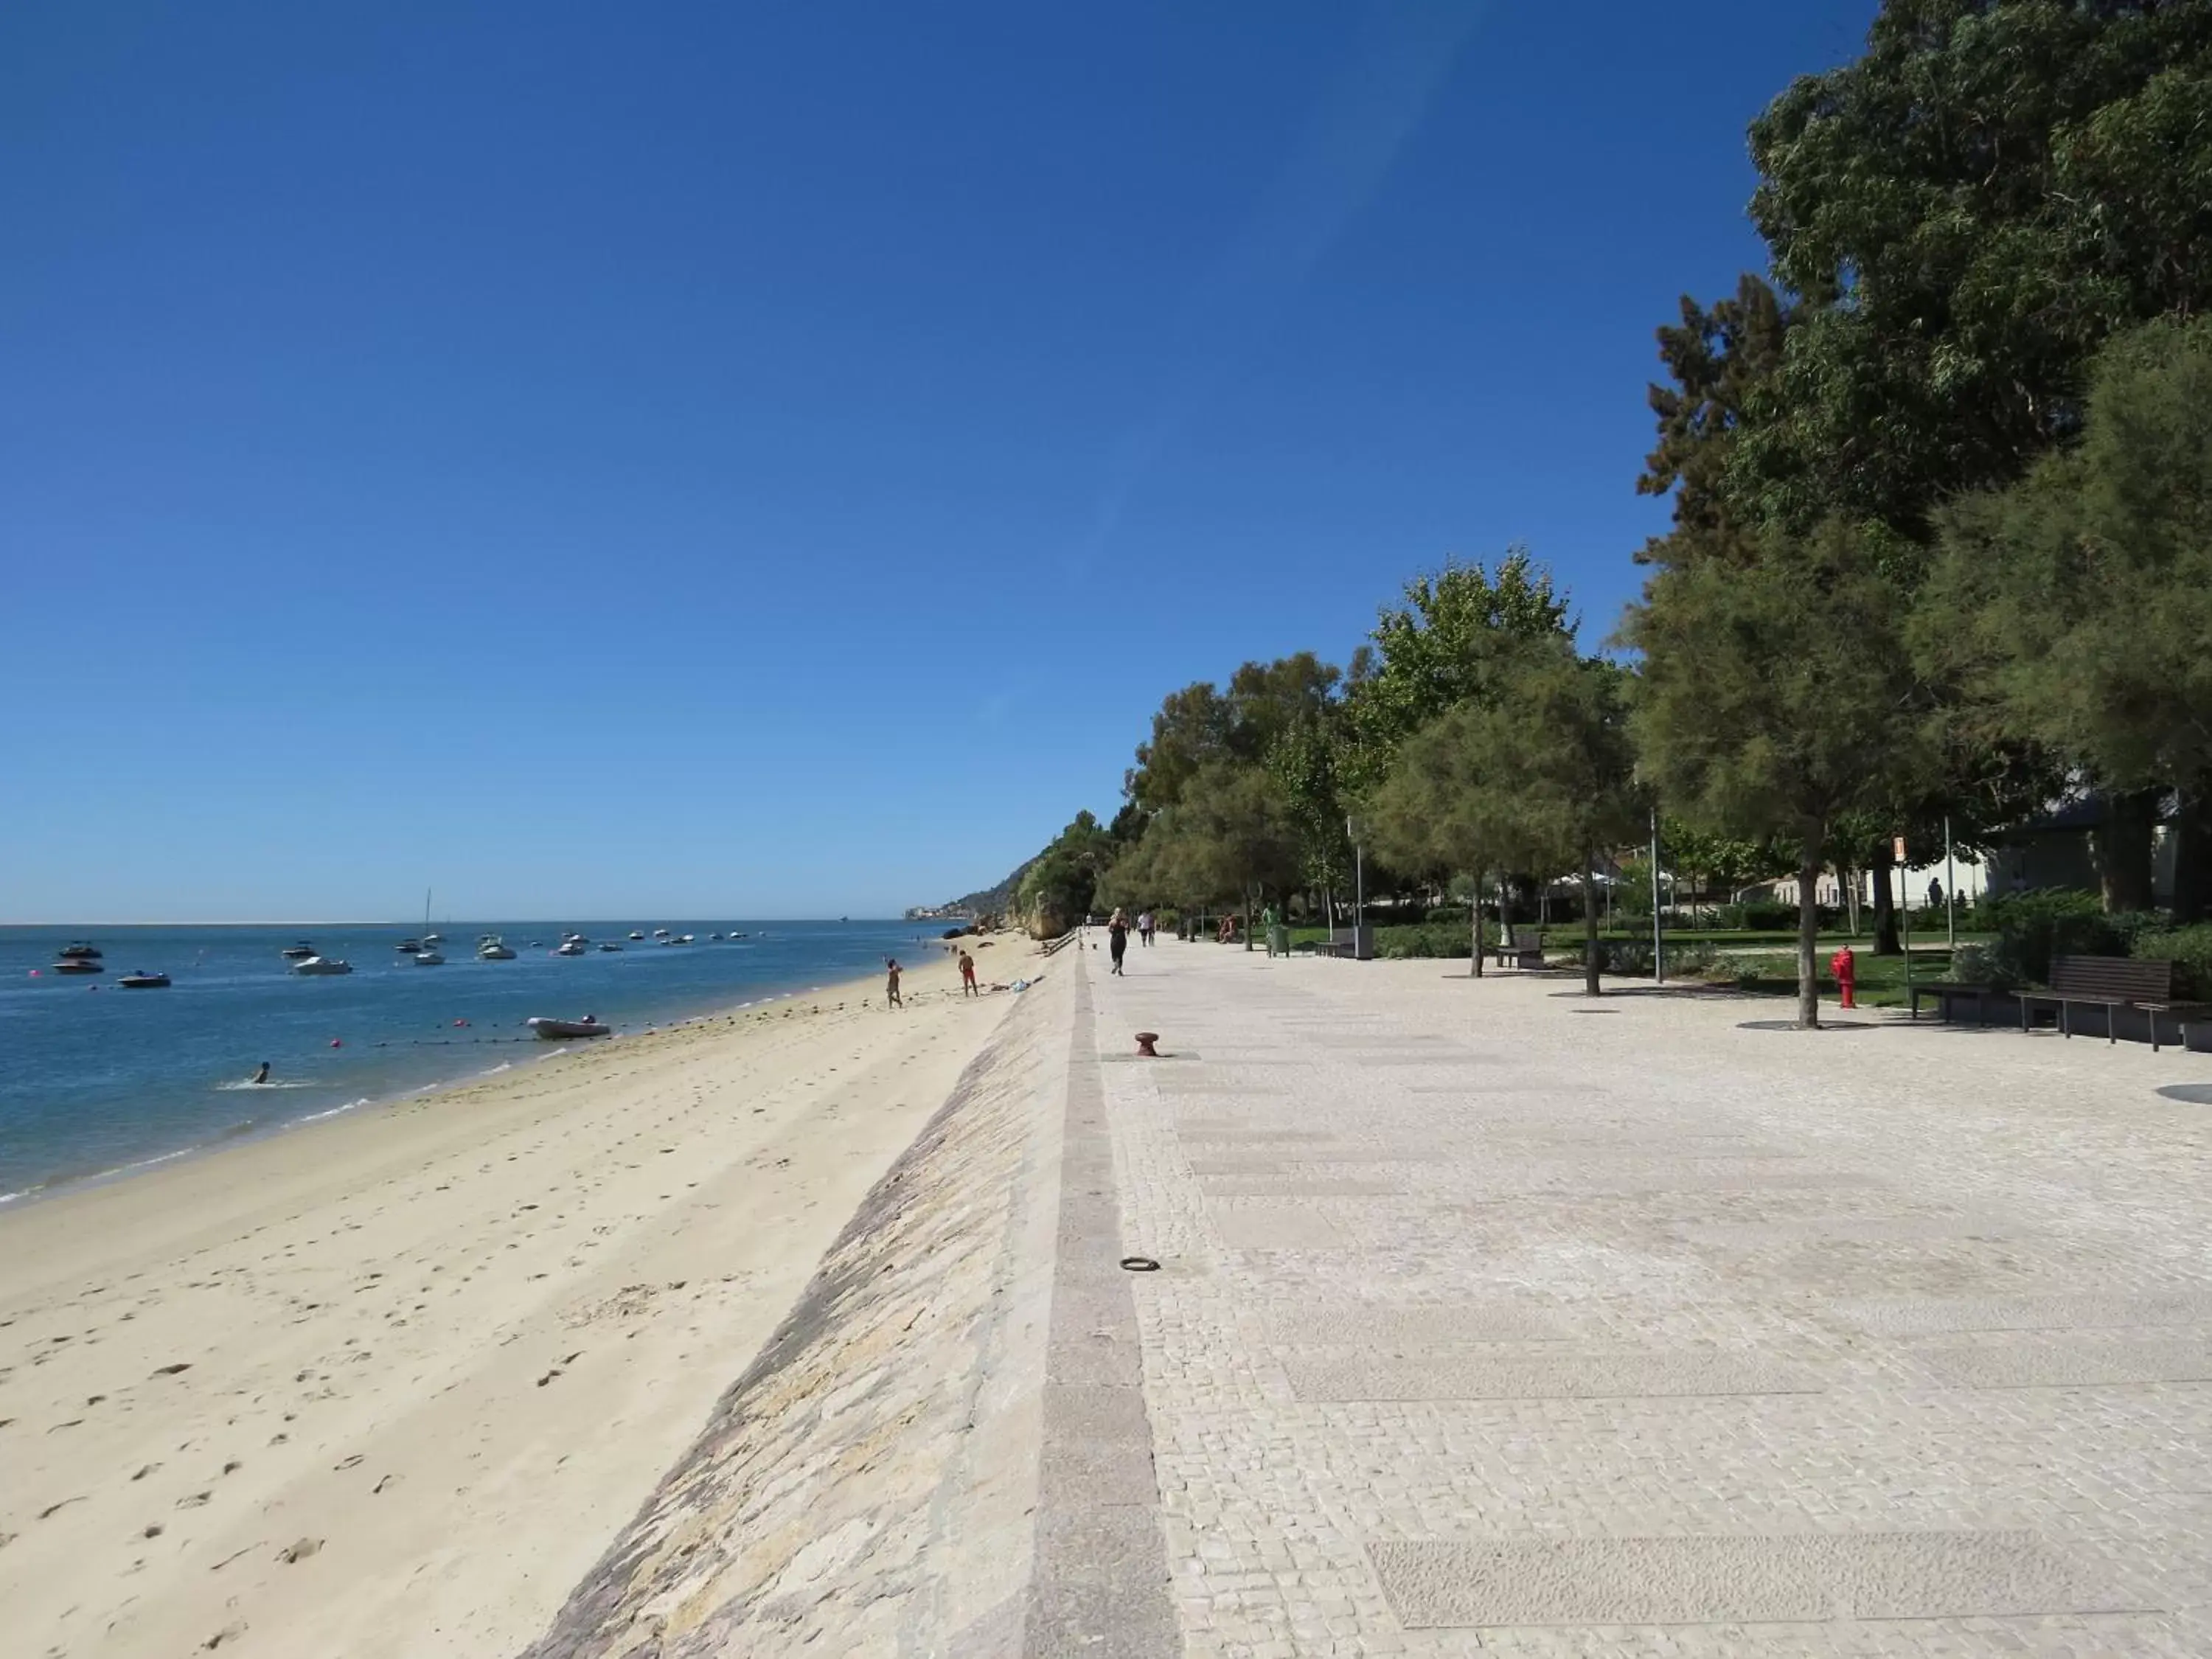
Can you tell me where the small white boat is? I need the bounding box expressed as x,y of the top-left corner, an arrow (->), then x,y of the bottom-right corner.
280,941 -> 316,960
292,956 -> 352,975
527,1015 -> 611,1040
554,941 -> 586,957
422,931 -> 445,944
673,933 -> 695,945
119,971 -> 172,989
413,949 -> 445,966
477,936 -> 516,960
628,931 -> 644,940
598,942 -> 623,952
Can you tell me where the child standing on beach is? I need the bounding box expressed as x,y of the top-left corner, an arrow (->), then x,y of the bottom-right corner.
885,959 -> 902,1008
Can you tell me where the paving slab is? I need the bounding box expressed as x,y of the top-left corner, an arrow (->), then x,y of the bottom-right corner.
1085,938 -> 2212,1658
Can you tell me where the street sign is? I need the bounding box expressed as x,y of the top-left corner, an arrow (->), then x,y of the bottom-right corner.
1893,835 -> 1907,866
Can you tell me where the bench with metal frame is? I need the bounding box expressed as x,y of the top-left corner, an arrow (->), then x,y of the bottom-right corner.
1484,924 -> 1545,970
2017,954 -> 2209,1053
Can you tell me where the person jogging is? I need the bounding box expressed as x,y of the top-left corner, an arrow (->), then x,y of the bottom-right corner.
1107,909 -> 1130,975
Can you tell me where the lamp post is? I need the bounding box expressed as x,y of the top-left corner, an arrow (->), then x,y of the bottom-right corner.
1346,815 -> 1367,961
1944,816 -> 1958,949
1650,808 -> 1664,987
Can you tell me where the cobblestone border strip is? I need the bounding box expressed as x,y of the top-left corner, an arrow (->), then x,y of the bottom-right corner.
1023,961 -> 1178,1658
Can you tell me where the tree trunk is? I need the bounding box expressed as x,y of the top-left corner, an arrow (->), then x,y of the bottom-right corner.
2093,789 -> 2160,914
1582,855 -> 1601,997
1796,830 -> 1824,1029
2171,790 -> 2211,925
1469,872 -> 1484,978
1868,858 -> 1902,956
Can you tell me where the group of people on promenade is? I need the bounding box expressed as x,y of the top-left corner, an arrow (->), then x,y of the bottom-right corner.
1104,908 -> 1155,975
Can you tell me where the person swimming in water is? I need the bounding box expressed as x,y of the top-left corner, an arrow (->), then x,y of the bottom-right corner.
251,1061 -> 271,1085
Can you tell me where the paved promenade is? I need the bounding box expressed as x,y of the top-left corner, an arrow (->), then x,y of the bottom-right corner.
1085,938 -> 2212,1657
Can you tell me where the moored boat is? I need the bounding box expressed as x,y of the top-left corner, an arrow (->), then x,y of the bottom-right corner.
597,942 -> 623,951
628,931 -> 644,940
291,955 -> 352,975
554,940 -> 586,956
119,971 -> 171,988
477,935 -> 517,960
52,959 -> 103,975
58,942 -> 102,960
527,1015 -> 611,1040
412,948 -> 445,965
280,941 -> 316,960
396,938 -> 422,953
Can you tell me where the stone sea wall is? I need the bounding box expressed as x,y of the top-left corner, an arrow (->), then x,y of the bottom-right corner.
521,978 -> 1071,1658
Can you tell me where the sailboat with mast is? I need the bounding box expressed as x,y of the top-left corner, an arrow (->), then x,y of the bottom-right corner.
412,889 -> 445,964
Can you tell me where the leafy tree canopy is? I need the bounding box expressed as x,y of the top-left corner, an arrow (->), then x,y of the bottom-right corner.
1737,0 -> 2212,536
1923,315 -> 2212,800
1340,551 -> 1573,792
1622,518 -> 1932,1022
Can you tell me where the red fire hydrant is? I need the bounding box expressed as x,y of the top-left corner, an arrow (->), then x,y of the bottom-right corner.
1830,945 -> 1857,1010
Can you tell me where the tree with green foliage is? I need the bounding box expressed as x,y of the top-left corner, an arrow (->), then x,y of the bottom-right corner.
1366,714 -> 1506,975
1015,810 -> 1121,938
1339,552 -> 1573,794
1141,762 -> 1301,924
1371,640 -> 1643,994
1624,519 -> 1931,1026
1736,0 -> 2212,538
1638,274 -> 1795,566
1920,316 -> 2212,919
1656,820 -> 1795,921
1125,653 -> 1341,813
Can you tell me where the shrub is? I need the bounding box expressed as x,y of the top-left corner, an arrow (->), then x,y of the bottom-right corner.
1582,939 -> 1719,978
1980,888 -> 2118,985
1710,900 -> 1796,931
1425,905 -> 1473,925
1376,923 -> 1473,959
2132,923 -> 2212,1000
1950,942 -> 1997,985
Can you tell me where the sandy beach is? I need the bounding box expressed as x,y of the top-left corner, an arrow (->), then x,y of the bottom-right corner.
0,936 -> 1025,1658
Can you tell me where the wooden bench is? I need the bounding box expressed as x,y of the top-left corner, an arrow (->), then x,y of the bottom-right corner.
1485,925 -> 1545,970
2017,956 -> 2210,1053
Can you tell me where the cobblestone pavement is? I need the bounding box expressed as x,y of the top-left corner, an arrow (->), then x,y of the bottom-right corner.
1082,939 -> 2212,1658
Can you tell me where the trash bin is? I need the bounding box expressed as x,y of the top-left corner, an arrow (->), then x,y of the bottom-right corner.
1267,924 -> 1290,957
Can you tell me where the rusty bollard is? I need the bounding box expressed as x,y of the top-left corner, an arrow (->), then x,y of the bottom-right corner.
1134,1032 -> 1161,1058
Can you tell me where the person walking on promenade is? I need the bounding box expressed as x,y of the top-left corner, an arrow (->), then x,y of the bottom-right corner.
1137,909 -> 1155,947
959,950 -> 978,997
884,958 -> 903,1009
1107,908 -> 1130,975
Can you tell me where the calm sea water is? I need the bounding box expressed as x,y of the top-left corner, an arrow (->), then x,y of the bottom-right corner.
0,920 -> 946,1203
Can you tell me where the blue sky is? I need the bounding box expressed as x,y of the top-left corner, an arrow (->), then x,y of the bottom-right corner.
2,1 -> 1878,922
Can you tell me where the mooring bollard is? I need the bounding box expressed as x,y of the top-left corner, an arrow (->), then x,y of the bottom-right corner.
1134,1032 -> 1161,1057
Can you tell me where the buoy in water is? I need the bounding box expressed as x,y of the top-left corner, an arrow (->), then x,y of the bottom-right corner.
330,1037 -> 343,1048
